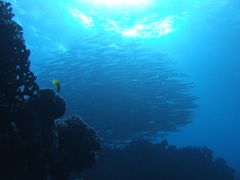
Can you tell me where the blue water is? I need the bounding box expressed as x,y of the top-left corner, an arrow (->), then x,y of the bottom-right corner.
9,0 -> 240,173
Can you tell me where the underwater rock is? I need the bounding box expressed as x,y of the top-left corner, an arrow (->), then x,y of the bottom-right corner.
36,89 -> 66,119
50,116 -> 101,180
80,140 -> 235,180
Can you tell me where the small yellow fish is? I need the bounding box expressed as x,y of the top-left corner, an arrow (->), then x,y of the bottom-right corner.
52,79 -> 61,93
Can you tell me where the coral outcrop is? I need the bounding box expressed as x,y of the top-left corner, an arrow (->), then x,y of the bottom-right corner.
51,116 -> 101,180
80,140 -> 235,180
0,1 -> 101,180
0,1 -> 39,111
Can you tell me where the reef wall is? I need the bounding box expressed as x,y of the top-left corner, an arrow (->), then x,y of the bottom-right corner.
80,140 -> 235,180
0,1 -> 101,180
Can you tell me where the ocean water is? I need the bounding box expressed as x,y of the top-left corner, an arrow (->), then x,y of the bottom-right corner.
8,0 -> 240,174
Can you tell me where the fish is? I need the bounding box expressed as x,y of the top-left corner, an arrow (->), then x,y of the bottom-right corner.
37,34 -> 196,143
52,79 -> 61,93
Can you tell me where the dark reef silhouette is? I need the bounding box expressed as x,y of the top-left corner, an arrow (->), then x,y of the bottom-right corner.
80,140 -> 235,180
0,1 -> 101,180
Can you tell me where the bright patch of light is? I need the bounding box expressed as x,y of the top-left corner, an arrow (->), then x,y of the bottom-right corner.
79,0 -> 151,7
69,1 -> 177,38
121,16 -> 175,38
102,20 -> 121,31
70,7 -> 94,28
122,24 -> 145,37
151,16 -> 175,36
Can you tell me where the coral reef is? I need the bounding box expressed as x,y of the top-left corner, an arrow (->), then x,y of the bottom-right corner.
0,1 -> 101,180
0,1 -> 39,111
80,140 -> 235,180
51,116 -> 101,180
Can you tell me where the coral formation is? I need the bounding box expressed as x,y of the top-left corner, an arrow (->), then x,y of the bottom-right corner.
51,116 -> 101,180
0,1 -> 39,111
80,140 -> 235,180
0,1 -> 101,179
